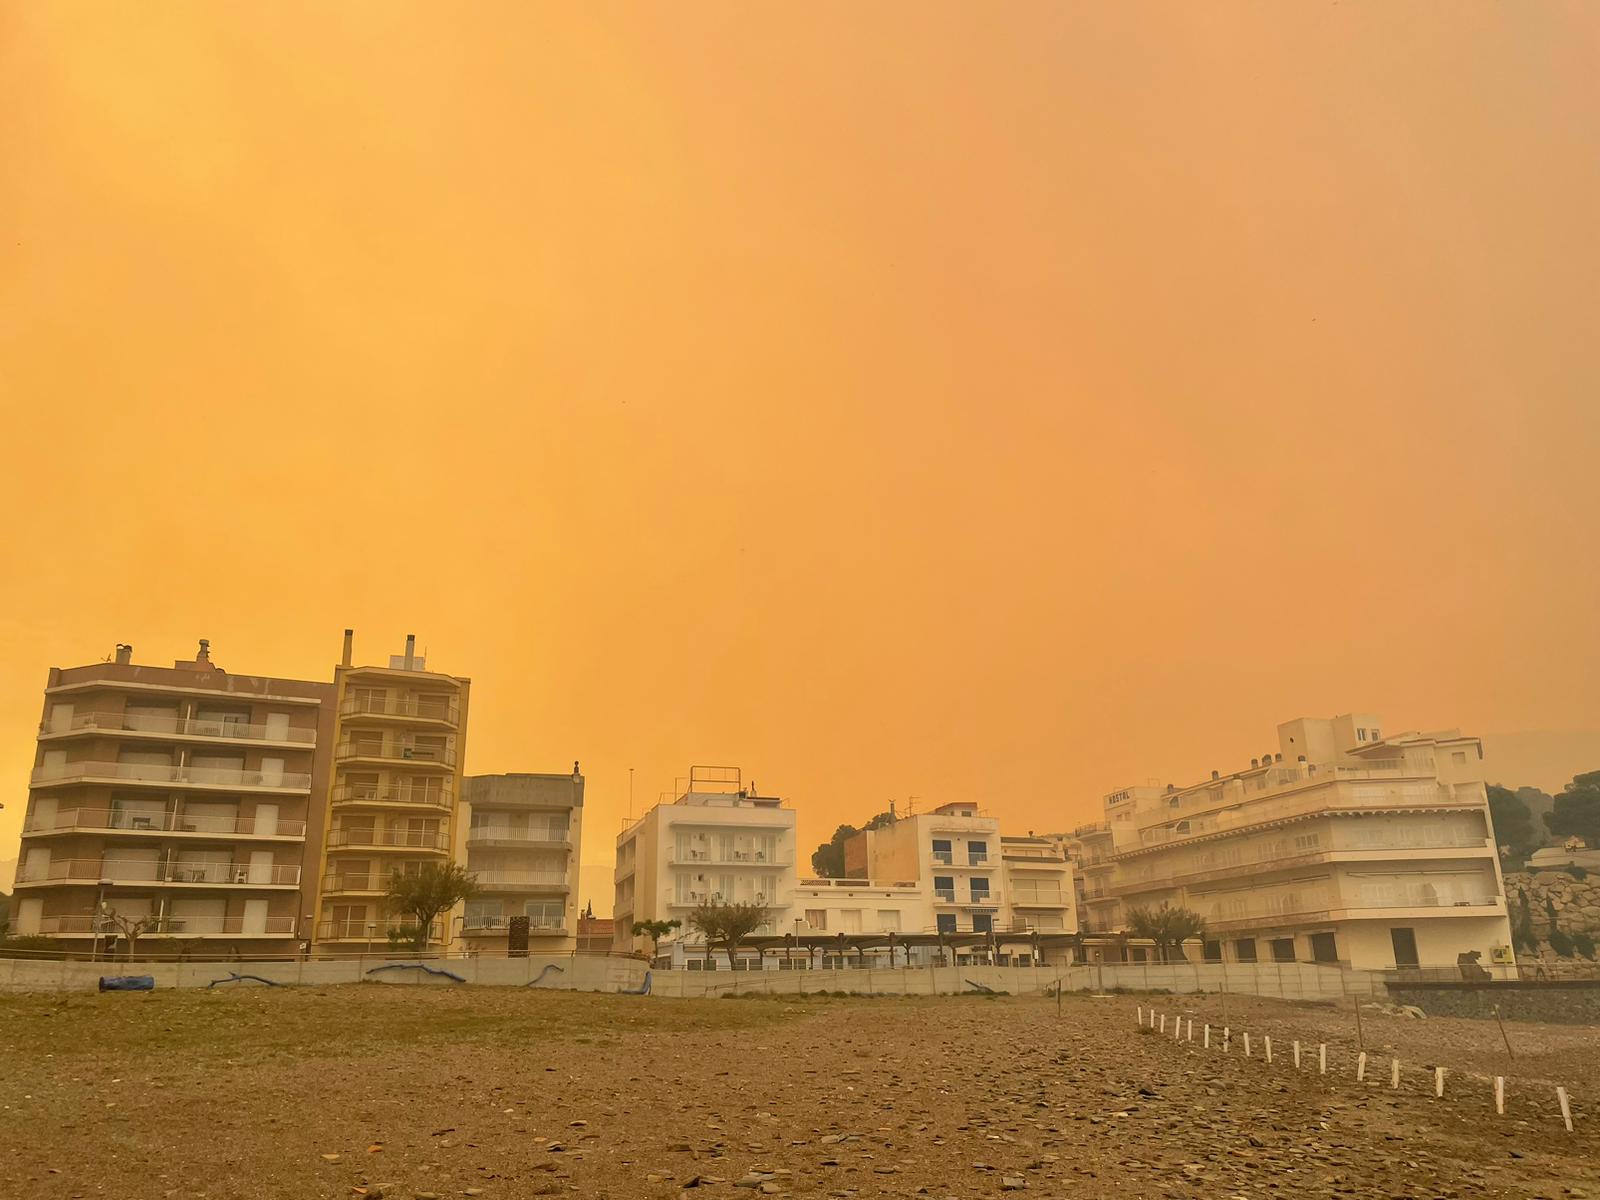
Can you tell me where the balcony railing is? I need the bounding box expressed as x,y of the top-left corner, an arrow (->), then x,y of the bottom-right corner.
931,851 -> 954,865
23,808 -> 306,838
334,742 -> 456,767
322,874 -> 389,893
326,828 -> 450,851
316,920 -> 443,942
35,914 -> 298,936
462,914 -> 565,933
668,848 -> 785,865
340,696 -> 460,725
1009,890 -> 1067,906
332,782 -> 454,808
934,888 -> 956,902
469,826 -> 571,846
470,871 -> 569,889
43,711 -> 316,745
1202,891 -> 1504,924
29,761 -> 312,792
968,854 -> 990,866
16,858 -> 301,886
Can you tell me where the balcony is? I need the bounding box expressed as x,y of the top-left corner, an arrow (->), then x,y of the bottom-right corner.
321,873 -> 390,895
1009,890 -> 1067,907
967,854 -> 990,866
15,858 -> 301,887
469,871 -> 569,893
35,914 -> 297,937
667,848 -> 786,866
340,695 -> 460,726
22,808 -> 306,839
468,825 -> 571,850
326,828 -> 451,852
933,888 -> 956,902
41,711 -> 316,746
931,851 -> 954,866
1200,891 -> 1506,930
963,894 -> 997,907
334,742 -> 456,769
332,782 -> 454,810
29,761 -> 312,793
315,919 -> 444,943
462,914 -> 565,934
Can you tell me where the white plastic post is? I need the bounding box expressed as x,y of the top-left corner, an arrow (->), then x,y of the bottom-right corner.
1204,1024 -> 1211,1048
1320,1043 -> 1327,1074
1174,1015 -> 1182,1040
1494,1076 -> 1505,1115
1264,1036 -> 1273,1063
1557,1087 -> 1573,1133
1434,1067 -> 1445,1098
1187,1018 -> 1194,1042
1223,1027 -> 1231,1052
1357,1051 -> 1368,1082
1243,1032 -> 1251,1057
1160,1014 -> 1166,1034
1293,1040 -> 1301,1069
1391,1059 -> 1401,1089
1137,1005 -> 1144,1025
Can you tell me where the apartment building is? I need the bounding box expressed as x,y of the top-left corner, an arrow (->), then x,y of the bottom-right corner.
313,633 -> 470,951
11,641 -> 335,955
613,767 -> 797,957
1085,713 -> 1513,971
460,770 -> 584,954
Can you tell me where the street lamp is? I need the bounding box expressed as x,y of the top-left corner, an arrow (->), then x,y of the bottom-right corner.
90,878 -> 113,962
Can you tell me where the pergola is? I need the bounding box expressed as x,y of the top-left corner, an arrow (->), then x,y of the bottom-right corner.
707,929 -> 1118,969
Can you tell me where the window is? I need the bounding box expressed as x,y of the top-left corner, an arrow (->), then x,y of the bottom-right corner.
465,900 -> 501,929
1270,938 -> 1296,963
1234,938 -> 1258,963
1293,832 -> 1321,852
936,913 -> 957,934
1202,939 -> 1222,962
933,875 -> 955,902
931,839 -> 953,865
968,840 -> 988,865
838,909 -> 862,933
1309,932 -> 1339,963
1452,751 -> 1467,765
972,913 -> 992,934
1358,728 -> 1367,742
876,910 -> 901,932
804,909 -> 827,931
969,877 -> 991,902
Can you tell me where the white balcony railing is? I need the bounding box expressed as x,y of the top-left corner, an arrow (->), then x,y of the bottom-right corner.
470,871 -> 569,889
44,711 -> 316,745
29,761 -> 312,791
469,825 -> 570,846
340,696 -> 460,725
334,741 -> 456,767
934,888 -> 956,902
326,828 -> 450,851
16,858 -> 300,886
316,920 -> 443,942
23,807 -> 306,838
462,914 -> 565,933
332,782 -> 454,808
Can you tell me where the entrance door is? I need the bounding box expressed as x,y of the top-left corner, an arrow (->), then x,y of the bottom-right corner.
1390,927 -> 1420,969
264,713 -> 291,742
253,803 -> 279,837
248,849 -> 275,884
259,756 -> 285,787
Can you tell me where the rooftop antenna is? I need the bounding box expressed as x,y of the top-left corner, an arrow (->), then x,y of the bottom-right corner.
628,766 -> 634,820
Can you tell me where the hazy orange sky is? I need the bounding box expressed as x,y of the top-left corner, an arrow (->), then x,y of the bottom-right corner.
3,4 -> 1599,910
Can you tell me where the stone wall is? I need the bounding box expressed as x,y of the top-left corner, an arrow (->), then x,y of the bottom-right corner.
1385,980 -> 1600,1025
1503,868 -> 1600,975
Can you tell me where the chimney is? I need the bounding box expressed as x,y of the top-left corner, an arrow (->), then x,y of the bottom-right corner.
114,644 -> 133,666
1274,752 -> 1283,764
1211,769 -> 1220,780
573,760 -> 582,781
341,629 -> 353,667
1250,758 -> 1260,769
196,639 -> 211,664
404,633 -> 416,670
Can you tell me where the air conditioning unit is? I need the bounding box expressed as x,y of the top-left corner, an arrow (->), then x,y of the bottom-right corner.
1489,945 -> 1515,965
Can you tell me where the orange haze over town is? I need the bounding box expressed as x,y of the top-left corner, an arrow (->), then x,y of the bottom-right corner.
3,4 -> 1599,910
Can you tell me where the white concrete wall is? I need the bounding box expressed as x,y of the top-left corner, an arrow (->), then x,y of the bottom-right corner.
0,954 -> 648,994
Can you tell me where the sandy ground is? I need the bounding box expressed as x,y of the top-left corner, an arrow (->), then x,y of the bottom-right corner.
1,986 -> 1595,1199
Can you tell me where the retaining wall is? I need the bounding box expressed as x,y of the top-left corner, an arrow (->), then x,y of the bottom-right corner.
0,953 -> 647,994
1384,980 -> 1600,1025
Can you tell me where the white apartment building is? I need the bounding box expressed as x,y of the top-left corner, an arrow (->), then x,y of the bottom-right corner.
613,767 -> 797,958
461,770 -> 584,954
845,802 -> 1076,959
1080,713 -> 1513,972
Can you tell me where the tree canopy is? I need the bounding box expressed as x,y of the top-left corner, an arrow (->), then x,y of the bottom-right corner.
687,899 -> 771,967
1488,784 -> 1539,868
810,810 -> 896,877
385,863 -> 478,951
1546,769 -> 1600,849
631,918 -> 681,957
1125,903 -> 1206,962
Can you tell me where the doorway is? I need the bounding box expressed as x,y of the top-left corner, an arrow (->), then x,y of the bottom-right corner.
1390,927 -> 1419,969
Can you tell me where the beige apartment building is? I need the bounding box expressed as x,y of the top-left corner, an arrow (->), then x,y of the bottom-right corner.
312,633 -> 470,951
1072,714 -> 1513,971
614,767 -> 797,957
461,770 -> 584,954
12,641 -> 334,955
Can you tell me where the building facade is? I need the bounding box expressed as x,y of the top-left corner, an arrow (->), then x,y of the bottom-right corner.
460,770 -> 584,954
311,633 -> 471,952
1074,714 -> 1513,971
613,766 -> 797,957
12,640 -> 334,956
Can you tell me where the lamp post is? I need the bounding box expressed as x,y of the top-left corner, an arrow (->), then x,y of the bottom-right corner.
90,878 -> 113,962
298,913 -> 313,961
367,922 -> 377,958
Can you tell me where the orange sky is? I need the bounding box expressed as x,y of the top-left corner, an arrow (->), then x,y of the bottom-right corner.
3,4 -> 1599,910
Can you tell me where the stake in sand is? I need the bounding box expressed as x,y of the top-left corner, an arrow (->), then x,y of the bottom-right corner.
1243,1032 -> 1251,1057
1494,1076 -> 1505,1115
1319,1043 -> 1327,1075
1357,1052 -> 1368,1082
1391,1059 -> 1401,1090
1557,1087 -> 1573,1133
1293,1040 -> 1301,1069
1264,1036 -> 1273,1064
1435,1067 -> 1445,1098
1204,1024 -> 1211,1049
